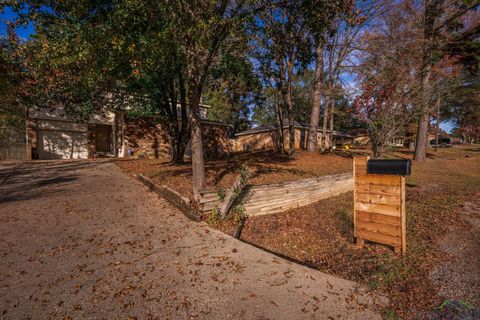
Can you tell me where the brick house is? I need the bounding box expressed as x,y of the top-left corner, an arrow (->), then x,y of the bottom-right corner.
124,116 -> 232,160
232,121 -> 351,152
27,103 -> 232,160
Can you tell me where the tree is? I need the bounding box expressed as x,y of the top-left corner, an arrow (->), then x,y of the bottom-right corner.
444,74 -> 480,143
0,25 -> 26,146
167,0 -> 257,200
305,0 -> 383,152
354,0 -> 422,157
306,33 -> 325,152
203,40 -> 260,135
304,0 -> 353,152
291,69 -> 315,125
354,0 -> 474,157
414,0 -> 480,161
16,1 -> 259,199
15,1 -> 194,161
251,0 -> 312,157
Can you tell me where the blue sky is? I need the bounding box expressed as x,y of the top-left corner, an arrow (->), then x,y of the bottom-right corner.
440,120 -> 454,133
0,6 -> 35,39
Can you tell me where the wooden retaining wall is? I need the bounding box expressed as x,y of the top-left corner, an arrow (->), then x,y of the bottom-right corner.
137,174 -> 200,221
199,172 -> 353,217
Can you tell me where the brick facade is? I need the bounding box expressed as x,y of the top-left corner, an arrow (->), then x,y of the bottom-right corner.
87,124 -> 96,158
124,117 -> 231,160
27,111 -> 231,160
201,122 -> 231,159
233,127 -> 330,153
124,116 -> 172,159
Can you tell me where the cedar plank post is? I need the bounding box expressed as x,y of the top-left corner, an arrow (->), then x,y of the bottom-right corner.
354,156 -> 369,248
401,176 -> 407,254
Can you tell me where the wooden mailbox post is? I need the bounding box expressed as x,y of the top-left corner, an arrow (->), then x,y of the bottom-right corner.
354,156 -> 407,254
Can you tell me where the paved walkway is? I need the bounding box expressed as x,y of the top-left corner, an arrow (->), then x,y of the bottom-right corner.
0,161 -> 382,319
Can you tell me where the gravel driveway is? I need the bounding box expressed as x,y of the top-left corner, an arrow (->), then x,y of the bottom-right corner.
0,160 -> 382,319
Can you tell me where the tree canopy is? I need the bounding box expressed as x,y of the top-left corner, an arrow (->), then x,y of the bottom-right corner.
1,0 -> 479,193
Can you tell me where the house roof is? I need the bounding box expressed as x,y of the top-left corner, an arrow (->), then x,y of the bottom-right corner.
235,120 -> 352,138
200,119 -> 233,127
176,102 -> 212,109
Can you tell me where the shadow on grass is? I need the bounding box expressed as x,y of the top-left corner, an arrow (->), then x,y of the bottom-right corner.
147,150 -> 298,185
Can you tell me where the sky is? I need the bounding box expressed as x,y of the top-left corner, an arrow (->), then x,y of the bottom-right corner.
0,6 -> 456,133
0,6 -> 35,40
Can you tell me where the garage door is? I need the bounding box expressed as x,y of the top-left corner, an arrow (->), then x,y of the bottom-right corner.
38,130 -> 88,159
36,119 -> 89,159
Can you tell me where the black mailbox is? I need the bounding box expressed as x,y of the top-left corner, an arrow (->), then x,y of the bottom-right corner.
367,159 -> 411,176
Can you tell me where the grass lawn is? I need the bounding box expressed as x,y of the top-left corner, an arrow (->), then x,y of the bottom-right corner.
116,145 -> 480,319
215,145 -> 480,319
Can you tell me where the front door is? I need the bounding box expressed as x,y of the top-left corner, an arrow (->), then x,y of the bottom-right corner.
95,125 -> 111,153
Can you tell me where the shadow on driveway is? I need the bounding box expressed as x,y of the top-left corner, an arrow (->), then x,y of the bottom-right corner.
0,160 -> 112,203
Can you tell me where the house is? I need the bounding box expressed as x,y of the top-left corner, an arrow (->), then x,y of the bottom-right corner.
27,107 -> 124,159
349,129 -> 409,148
123,115 -> 232,160
426,128 -> 464,146
232,120 -> 352,152
27,103 -> 231,160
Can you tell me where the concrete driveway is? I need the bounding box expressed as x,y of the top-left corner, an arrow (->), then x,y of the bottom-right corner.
0,160 -> 382,319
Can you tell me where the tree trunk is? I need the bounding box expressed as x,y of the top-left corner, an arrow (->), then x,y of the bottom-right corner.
435,97 -> 440,152
188,88 -> 206,202
287,104 -> 295,157
275,97 -> 285,153
372,145 -> 382,158
165,49 -> 191,164
286,60 -> 295,158
415,112 -> 430,160
329,95 -> 335,150
307,43 -> 324,152
168,80 -> 181,162
321,94 -> 329,152
174,72 -> 190,164
286,86 -> 295,157
186,42 -> 206,201
414,0 -> 436,161
408,141 -> 415,151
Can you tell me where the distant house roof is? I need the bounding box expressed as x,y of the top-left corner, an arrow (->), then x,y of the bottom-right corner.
234,125 -> 275,136
347,128 -> 369,137
235,120 -> 352,138
176,102 -> 211,108
200,119 -> 233,127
